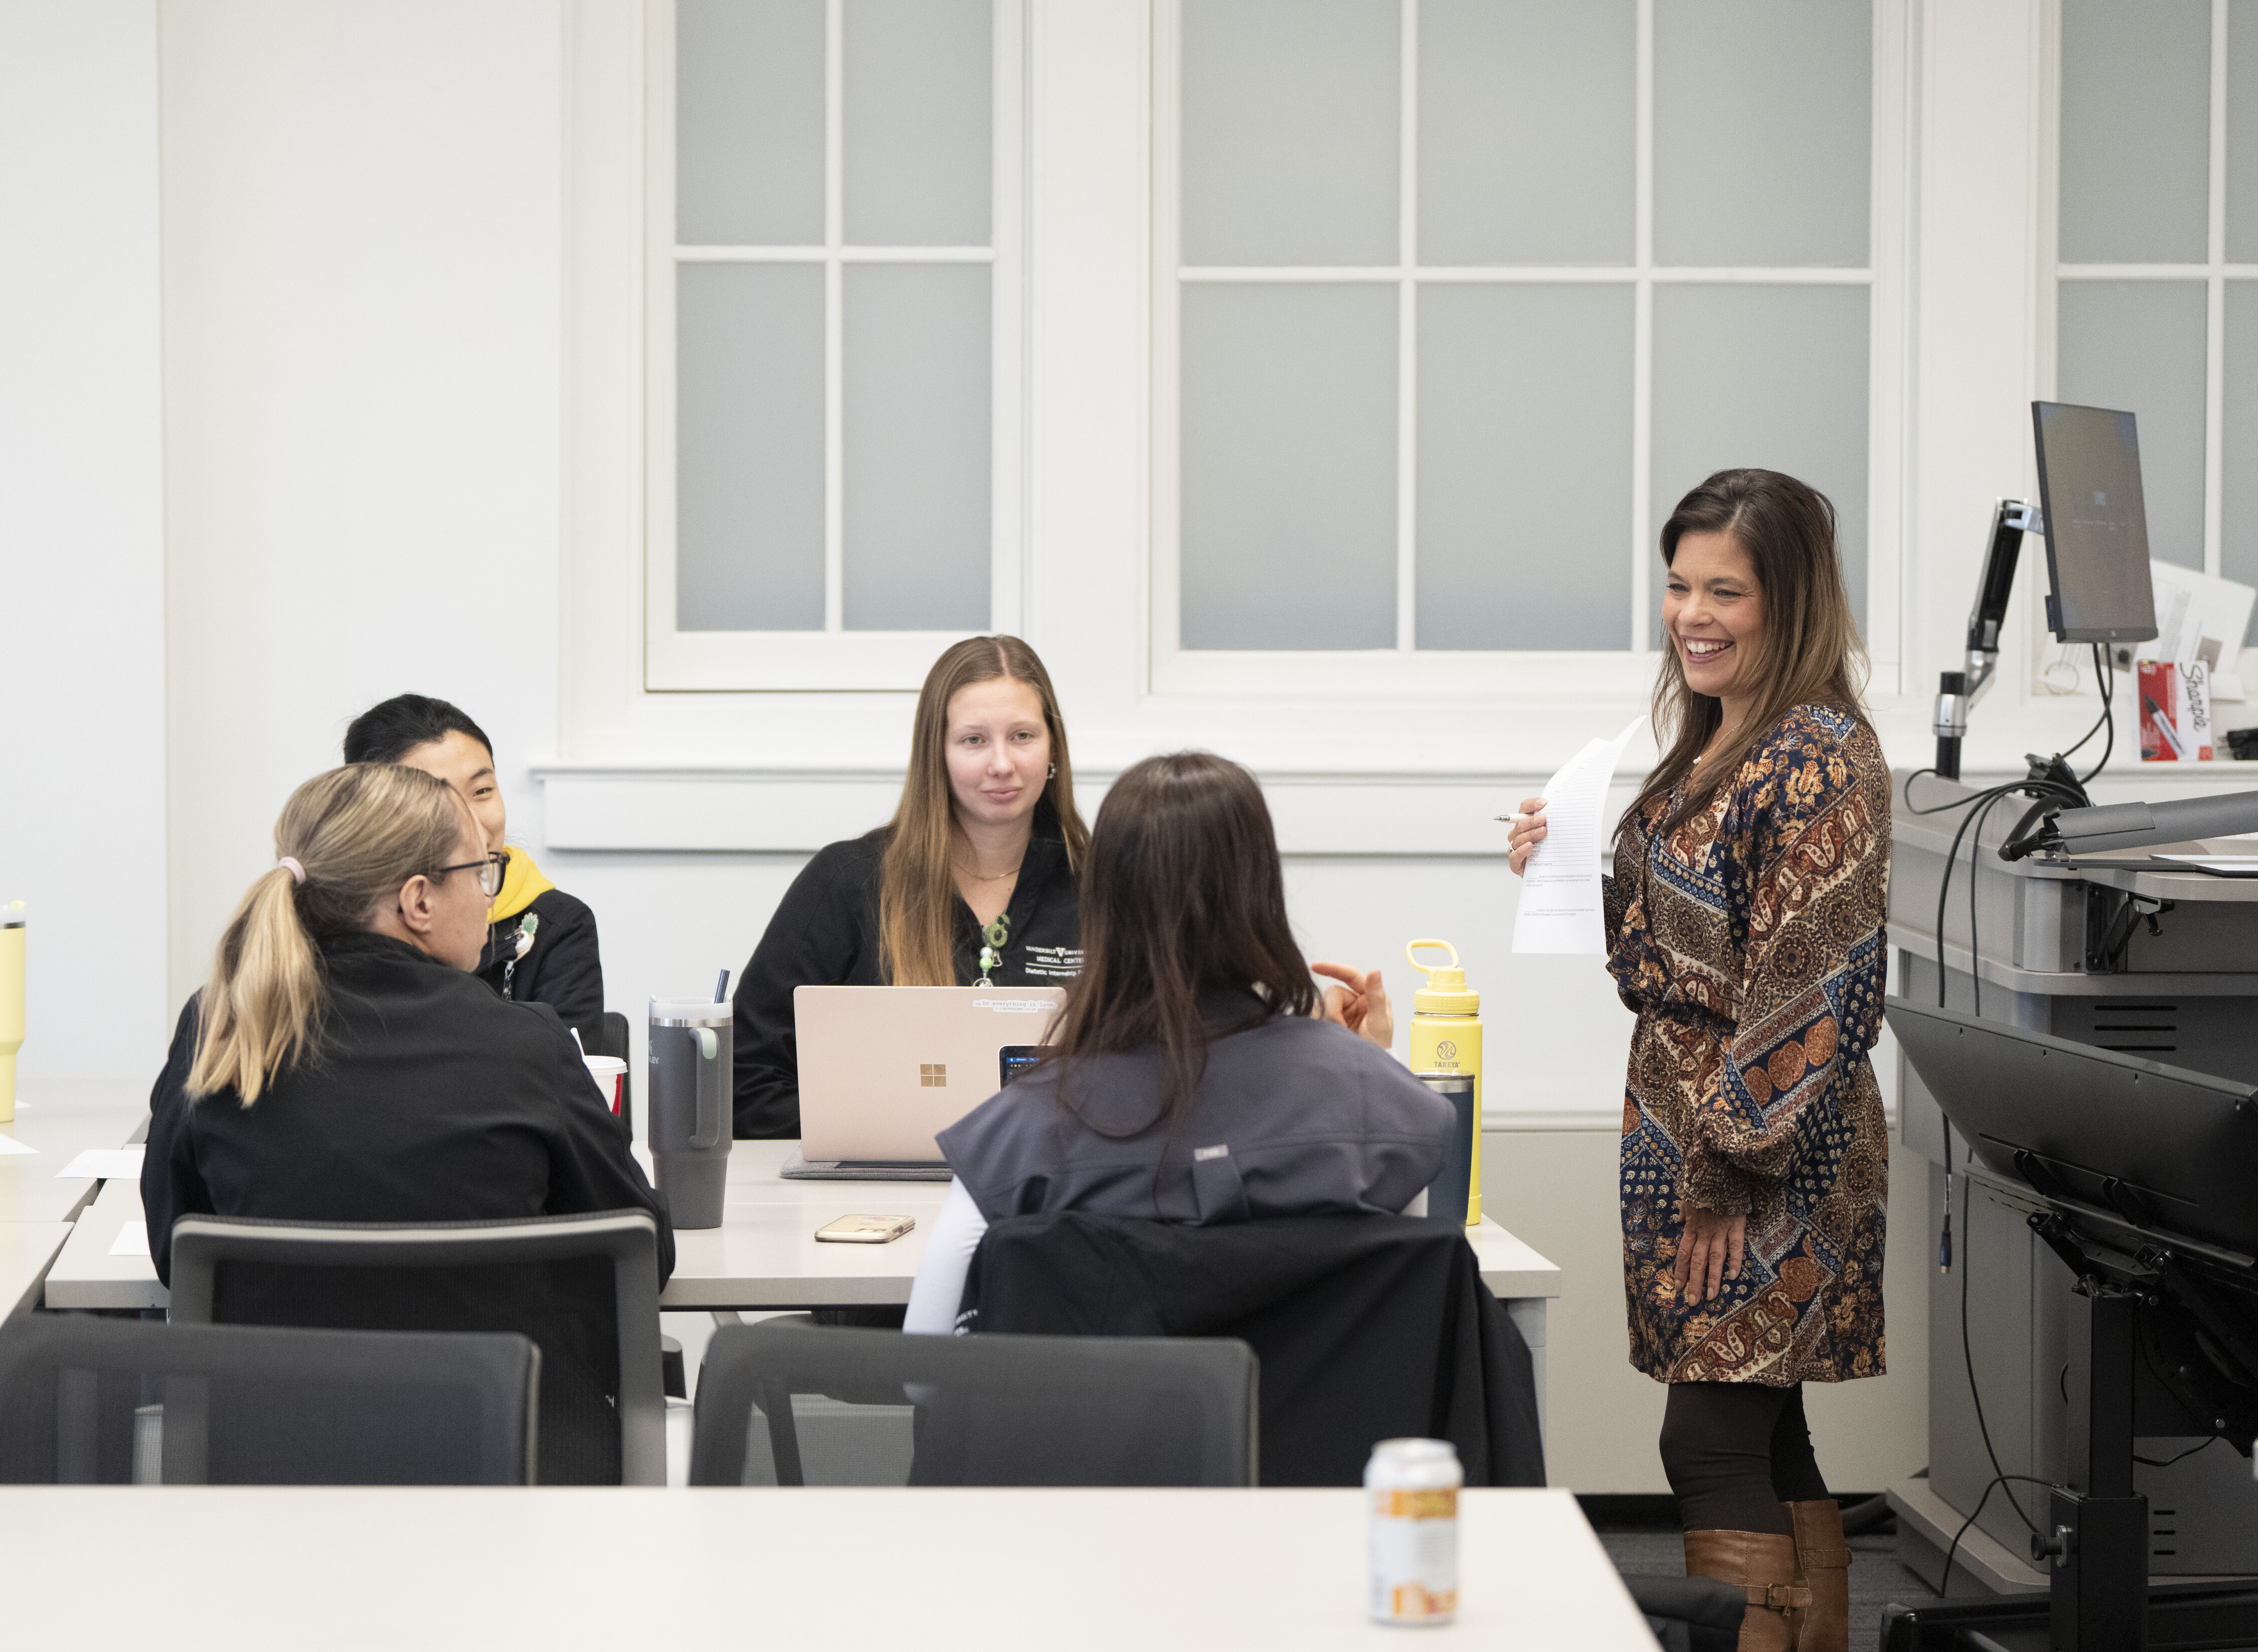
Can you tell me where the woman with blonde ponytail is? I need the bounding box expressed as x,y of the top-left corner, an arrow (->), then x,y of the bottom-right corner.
730,636 -> 1090,1141
142,765 -> 672,1474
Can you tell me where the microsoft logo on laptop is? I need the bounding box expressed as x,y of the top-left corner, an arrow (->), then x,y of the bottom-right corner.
920,1063 -> 948,1087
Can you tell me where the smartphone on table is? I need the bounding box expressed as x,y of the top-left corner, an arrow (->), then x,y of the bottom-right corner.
814,1214 -> 916,1244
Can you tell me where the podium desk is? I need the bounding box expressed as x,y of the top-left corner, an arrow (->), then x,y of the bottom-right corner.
0,1484 -> 1646,1649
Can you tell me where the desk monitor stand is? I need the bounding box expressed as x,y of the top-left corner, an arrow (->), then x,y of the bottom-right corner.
1884,998 -> 2258,1652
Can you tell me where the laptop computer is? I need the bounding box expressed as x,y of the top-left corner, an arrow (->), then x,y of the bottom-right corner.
782,985 -> 1068,1181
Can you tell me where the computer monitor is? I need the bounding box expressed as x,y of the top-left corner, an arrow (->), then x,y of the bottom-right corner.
2030,400 -> 2160,644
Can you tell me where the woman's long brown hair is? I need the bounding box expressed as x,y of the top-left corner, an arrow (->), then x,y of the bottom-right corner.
1047,752 -> 1317,1137
1618,468 -> 1869,854
877,636 -> 1089,985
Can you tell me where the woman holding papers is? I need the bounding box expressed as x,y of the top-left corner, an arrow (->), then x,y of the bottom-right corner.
1508,470 -> 1888,1652
730,636 -> 1092,1140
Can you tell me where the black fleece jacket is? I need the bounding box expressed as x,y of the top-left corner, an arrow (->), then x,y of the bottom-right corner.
144,931 -> 672,1289
730,811 -> 1083,1139
477,885 -> 605,1045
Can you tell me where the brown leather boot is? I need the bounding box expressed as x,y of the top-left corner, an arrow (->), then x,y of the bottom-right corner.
1684,1528 -> 1811,1651
1786,1499 -> 1851,1652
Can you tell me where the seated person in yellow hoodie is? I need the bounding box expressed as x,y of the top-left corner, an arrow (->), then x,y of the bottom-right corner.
344,694 -> 605,1043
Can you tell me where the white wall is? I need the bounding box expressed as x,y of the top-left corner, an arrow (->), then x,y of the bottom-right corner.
0,0 -> 167,1102
160,0 -> 567,1014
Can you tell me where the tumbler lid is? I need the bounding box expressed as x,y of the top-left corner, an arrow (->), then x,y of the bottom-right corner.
650,998 -> 731,1027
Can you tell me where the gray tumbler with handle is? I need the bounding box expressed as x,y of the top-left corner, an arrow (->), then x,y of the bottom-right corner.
648,999 -> 733,1229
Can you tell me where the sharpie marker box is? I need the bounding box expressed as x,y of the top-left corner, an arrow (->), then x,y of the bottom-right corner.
2138,659 -> 2213,761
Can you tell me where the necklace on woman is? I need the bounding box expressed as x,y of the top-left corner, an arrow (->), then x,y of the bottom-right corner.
956,858 -> 1023,883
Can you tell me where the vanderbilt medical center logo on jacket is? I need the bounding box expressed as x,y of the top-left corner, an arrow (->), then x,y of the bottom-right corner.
1019,945 -> 1083,980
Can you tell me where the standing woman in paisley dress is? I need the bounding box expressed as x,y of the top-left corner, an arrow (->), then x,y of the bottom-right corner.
1509,469 -> 1889,1652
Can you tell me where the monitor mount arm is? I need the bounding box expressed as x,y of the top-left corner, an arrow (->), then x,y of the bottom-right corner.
1934,498 -> 2044,781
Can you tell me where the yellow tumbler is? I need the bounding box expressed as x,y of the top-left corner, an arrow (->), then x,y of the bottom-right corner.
0,902 -> 23,1124
1405,938 -> 1482,1225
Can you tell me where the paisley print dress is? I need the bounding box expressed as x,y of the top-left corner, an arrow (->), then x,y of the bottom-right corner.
1605,704 -> 1890,1386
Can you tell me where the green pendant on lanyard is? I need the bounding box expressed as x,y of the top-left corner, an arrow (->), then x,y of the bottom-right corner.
975,913 -> 1011,987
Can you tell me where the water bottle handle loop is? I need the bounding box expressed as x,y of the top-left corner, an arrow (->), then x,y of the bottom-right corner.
690,1026 -> 722,1150
1405,938 -> 1460,979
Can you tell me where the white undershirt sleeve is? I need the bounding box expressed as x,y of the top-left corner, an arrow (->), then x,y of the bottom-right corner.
903,1176 -> 990,1335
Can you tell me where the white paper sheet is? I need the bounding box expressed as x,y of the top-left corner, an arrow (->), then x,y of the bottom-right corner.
109,1222 -> 150,1258
1512,718 -> 1645,955
2138,562 -> 2257,701
0,1135 -> 36,1156
56,1147 -> 144,1180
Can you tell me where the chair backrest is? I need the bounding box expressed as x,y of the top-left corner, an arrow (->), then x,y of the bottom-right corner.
960,1211 -> 1545,1487
167,1208 -> 664,1485
689,1322 -> 1257,1487
0,1313 -> 537,1484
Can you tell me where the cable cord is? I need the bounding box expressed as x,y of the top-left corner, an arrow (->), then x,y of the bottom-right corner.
1960,1175 -> 2040,1538
1938,1472 -> 2062,1597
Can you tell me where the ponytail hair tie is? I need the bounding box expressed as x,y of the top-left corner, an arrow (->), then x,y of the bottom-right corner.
276,857 -> 307,886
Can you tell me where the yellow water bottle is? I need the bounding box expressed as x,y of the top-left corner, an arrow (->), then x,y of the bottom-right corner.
0,902 -> 24,1123
1406,939 -> 1482,1225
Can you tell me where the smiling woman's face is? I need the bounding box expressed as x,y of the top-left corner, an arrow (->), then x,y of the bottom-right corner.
1663,529 -> 1765,709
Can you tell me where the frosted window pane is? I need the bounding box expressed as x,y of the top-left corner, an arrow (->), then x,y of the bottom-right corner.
2224,284 -> 2258,637
677,0 -> 824,246
843,0 -> 991,246
677,264 -> 826,630
1181,0 -> 1398,266
1650,286 -> 1870,641
1417,285 -> 1632,648
2059,283 -> 2208,571
1652,0 -> 1870,267
1420,0 -> 1634,265
842,264 -> 991,630
1181,284 -> 1396,648
2228,1 -> 2258,262
2061,0 -> 2209,264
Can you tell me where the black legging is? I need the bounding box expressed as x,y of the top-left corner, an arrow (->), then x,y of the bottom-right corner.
1659,1382 -> 1830,1534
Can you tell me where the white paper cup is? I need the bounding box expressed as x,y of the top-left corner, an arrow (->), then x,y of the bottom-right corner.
582,1055 -> 627,1116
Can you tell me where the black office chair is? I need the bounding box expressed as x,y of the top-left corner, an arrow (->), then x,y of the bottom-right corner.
689,1322 -> 1257,1487
0,1314 -> 537,1484
166,1208 -> 665,1485
960,1211 -> 1546,1487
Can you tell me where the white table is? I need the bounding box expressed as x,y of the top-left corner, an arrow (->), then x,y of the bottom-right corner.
0,1484 -> 1653,1649
0,1221 -> 74,1318
43,1141 -> 1562,1427
0,1095 -> 147,1224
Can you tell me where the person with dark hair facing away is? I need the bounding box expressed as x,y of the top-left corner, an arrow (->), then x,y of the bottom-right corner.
1508,469 -> 1888,1652
140,764 -> 671,1483
730,636 -> 1094,1141
902,750 -> 1439,1333
344,694 -> 604,1044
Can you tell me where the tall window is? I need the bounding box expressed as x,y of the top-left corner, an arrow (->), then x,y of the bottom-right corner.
2054,0 -> 2258,641
1155,0 -> 1894,687
650,0 -> 1021,691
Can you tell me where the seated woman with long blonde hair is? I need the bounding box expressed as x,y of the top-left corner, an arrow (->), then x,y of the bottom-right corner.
141,763 -> 672,1482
